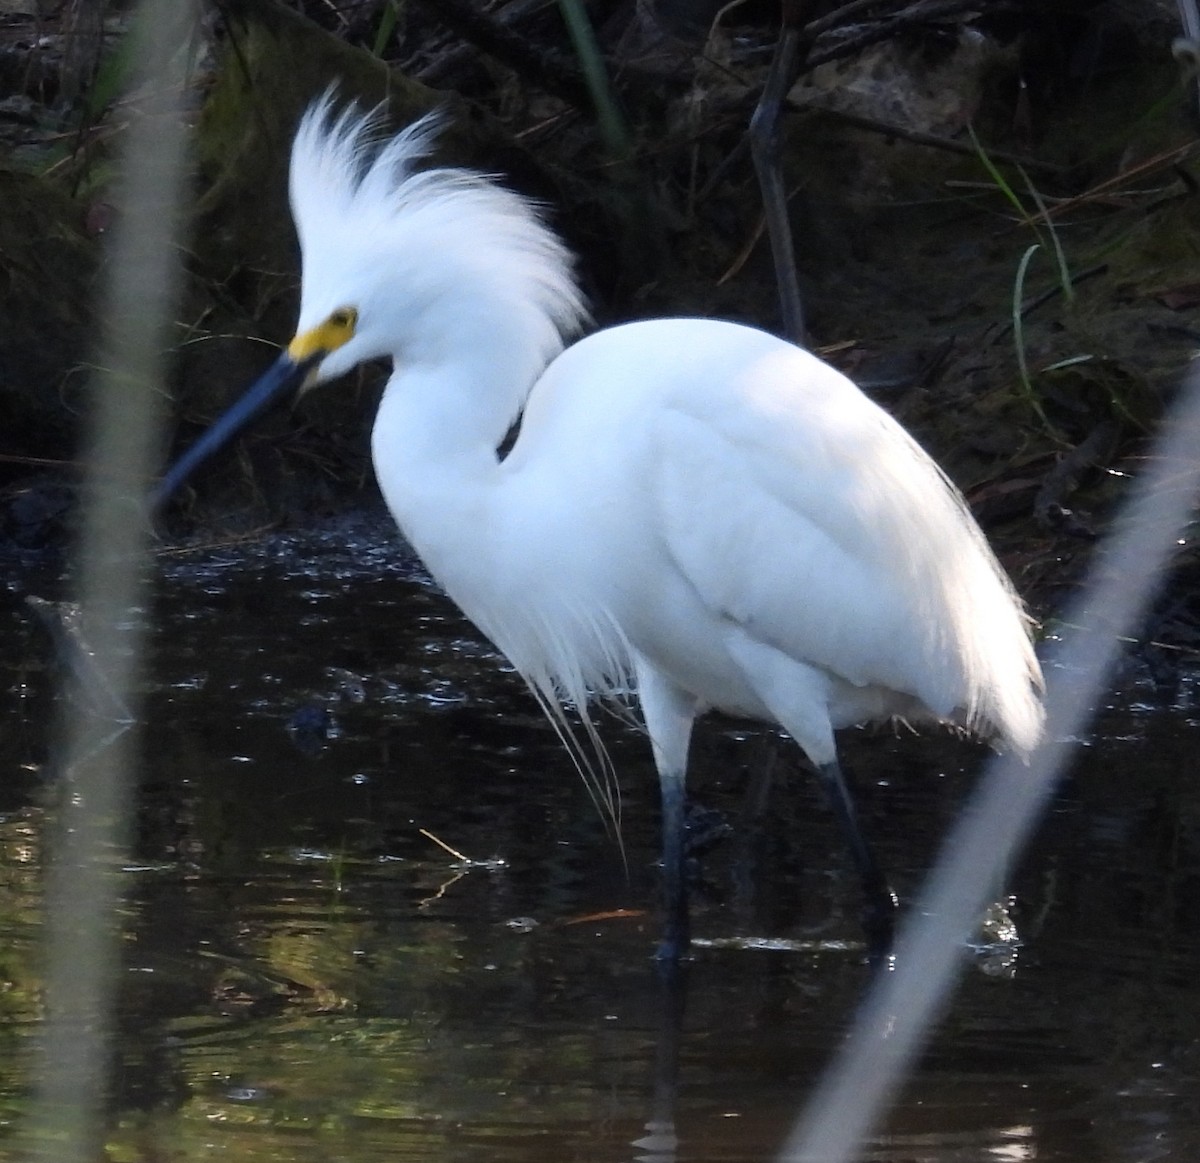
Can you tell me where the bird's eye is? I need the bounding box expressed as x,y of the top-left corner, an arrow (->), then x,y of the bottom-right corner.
328,307 -> 358,331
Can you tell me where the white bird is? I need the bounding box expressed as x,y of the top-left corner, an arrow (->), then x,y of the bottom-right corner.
155,98 -> 1045,962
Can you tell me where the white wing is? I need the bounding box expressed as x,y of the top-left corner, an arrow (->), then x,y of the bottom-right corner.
508,317 -> 1042,754
642,324 -> 1041,749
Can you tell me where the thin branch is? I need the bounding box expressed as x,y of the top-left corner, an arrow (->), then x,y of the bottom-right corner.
807,104 -> 1067,176
409,0 -> 592,111
806,0 -> 1022,72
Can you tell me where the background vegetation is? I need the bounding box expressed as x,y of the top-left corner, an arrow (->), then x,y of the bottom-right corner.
2,0 -> 1199,651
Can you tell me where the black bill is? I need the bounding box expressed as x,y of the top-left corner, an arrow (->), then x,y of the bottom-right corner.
150,350 -> 321,512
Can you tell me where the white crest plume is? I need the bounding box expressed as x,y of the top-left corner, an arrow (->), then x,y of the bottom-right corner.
287,93 -> 588,387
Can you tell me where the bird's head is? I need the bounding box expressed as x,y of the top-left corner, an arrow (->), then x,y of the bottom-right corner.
151,94 -> 585,513
286,305 -> 360,387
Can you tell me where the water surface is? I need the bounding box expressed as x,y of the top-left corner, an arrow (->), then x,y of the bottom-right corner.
3,513 -> 1199,1161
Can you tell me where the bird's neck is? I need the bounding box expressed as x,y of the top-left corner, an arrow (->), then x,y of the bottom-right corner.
369,349 -> 528,600
369,341 -> 626,717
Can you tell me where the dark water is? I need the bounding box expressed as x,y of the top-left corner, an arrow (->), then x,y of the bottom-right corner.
3,513 -> 1200,1161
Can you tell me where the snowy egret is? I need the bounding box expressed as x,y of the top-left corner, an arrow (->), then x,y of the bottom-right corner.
155,98 -> 1045,962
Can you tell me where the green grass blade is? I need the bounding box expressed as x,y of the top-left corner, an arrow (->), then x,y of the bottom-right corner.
1018,164 -> 1074,303
1013,243 -> 1039,400
557,0 -> 631,157
968,123 -> 1041,241
372,1 -> 400,58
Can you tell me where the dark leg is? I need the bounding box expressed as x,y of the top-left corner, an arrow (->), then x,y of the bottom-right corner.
637,662 -> 699,963
656,771 -> 691,962
814,759 -> 898,966
632,953 -> 688,1159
